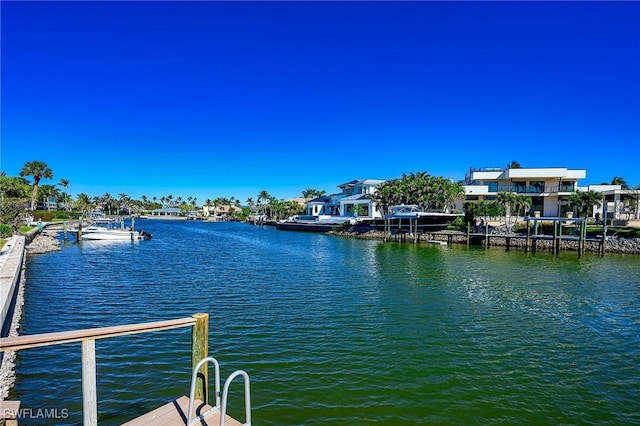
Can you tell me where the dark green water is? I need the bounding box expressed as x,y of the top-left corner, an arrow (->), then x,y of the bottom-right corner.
12,221 -> 640,425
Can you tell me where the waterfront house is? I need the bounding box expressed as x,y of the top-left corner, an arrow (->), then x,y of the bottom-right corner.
461,166 -> 639,222
462,167 -> 586,217
150,207 -> 181,217
306,179 -> 385,219
585,185 -> 640,221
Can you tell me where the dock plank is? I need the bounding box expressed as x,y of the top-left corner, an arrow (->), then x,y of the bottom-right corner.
121,395 -> 244,426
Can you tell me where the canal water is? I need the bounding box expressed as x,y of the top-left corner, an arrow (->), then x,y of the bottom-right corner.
11,221 -> 640,425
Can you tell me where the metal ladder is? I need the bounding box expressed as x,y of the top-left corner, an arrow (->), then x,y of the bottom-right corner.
187,357 -> 252,426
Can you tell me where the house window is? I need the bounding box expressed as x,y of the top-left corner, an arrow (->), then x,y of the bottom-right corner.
529,181 -> 545,193
512,182 -> 526,193
486,182 -> 498,192
531,197 -> 544,214
559,181 -> 574,192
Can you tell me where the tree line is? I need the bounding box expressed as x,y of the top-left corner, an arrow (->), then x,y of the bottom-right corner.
1,160 -> 637,234
0,161 -> 333,228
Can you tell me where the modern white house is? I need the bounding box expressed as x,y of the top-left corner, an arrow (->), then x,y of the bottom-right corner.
306,179 -> 385,219
461,167 -> 587,217
461,166 -> 639,221
584,185 -> 640,221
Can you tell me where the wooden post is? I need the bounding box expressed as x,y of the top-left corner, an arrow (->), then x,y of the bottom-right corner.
578,220 -> 584,257
384,217 -> 387,242
484,222 -> 489,248
191,313 -> 209,404
601,222 -> 607,255
466,221 -> 470,247
558,220 -> 563,253
552,219 -> 558,254
525,218 -> 530,253
78,216 -> 83,239
532,220 -> 538,253
81,339 -> 98,426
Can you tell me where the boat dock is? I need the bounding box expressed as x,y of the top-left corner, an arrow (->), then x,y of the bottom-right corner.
383,216 -> 614,256
0,313 -> 251,425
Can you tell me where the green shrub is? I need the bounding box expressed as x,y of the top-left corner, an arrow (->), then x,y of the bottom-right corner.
448,216 -> 466,231
0,224 -> 13,238
33,211 -> 54,221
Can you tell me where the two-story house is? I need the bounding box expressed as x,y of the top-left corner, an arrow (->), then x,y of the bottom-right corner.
306,179 -> 385,219
462,167 -> 587,217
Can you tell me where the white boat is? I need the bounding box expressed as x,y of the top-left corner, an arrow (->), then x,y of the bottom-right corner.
383,205 -> 463,231
275,214 -> 354,232
69,220 -> 152,241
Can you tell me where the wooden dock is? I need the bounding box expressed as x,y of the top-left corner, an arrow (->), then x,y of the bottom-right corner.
385,216 -> 610,257
0,313 -> 250,426
122,395 -> 244,426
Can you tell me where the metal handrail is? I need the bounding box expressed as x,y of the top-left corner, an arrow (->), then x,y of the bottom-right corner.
188,357 -> 221,425
220,370 -> 251,426
0,315 -> 203,426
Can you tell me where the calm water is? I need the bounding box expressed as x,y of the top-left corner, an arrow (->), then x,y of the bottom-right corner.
11,221 -> 640,425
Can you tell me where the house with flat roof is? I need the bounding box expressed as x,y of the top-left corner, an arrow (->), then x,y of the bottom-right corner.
306,179 -> 386,219
462,167 -> 587,217
582,185 -> 640,221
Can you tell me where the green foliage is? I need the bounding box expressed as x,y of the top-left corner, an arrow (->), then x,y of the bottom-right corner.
20,160 -> 54,210
371,171 -> 465,214
465,201 -> 505,220
569,191 -> 603,218
32,210 -> 80,221
0,175 -> 31,199
352,204 -> 365,217
0,224 -> 12,238
302,188 -> 326,199
449,216 -> 466,231
0,198 -> 28,231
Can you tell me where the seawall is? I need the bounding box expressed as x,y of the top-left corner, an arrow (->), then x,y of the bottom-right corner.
329,229 -> 640,254
0,236 -> 25,336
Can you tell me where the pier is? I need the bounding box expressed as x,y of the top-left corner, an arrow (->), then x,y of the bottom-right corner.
0,313 -> 250,426
381,216 -> 616,256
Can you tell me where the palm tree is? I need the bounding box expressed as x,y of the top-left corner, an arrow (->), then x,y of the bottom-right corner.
20,160 -> 54,210
508,161 -> 522,169
118,193 -> 131,214
512,195 -> 532,229
75,193 -> 93,216
257,190 -> 272,218
569,191 -> 603,218
302,188 -> 326,199
611,176 -> 629,189
58,178 -> 70,211
497,191 -> 517,231
101,193 -> 115,215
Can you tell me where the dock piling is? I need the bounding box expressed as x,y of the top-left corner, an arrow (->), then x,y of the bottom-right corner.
191,313 -> 209,404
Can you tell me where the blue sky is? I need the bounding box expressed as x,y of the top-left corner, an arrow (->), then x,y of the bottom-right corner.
2,1 -> 639,204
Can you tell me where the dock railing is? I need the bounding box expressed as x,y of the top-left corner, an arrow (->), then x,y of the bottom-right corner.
0,312 -> 209,426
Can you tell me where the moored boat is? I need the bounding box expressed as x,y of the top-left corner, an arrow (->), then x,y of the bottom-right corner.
382,205 -> 462,232
274,215 -> 353,233
68,219 -> 152,241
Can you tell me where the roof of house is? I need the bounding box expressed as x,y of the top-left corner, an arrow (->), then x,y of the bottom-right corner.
337,179 -> 385,189
340,194 -> 373,202
152,207 -> 180,213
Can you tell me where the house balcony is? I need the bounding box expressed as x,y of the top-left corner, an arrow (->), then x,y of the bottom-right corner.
473,184 -> 577,195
